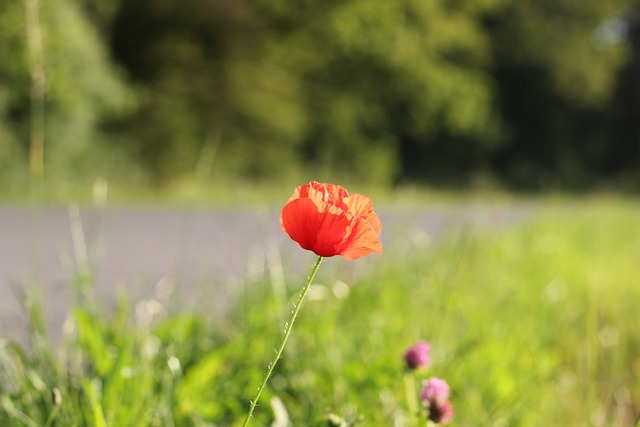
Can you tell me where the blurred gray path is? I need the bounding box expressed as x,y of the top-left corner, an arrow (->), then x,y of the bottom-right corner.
0,203 -> 532,344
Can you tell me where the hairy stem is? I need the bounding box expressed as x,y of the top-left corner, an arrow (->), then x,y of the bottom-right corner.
242,255 -> 324,426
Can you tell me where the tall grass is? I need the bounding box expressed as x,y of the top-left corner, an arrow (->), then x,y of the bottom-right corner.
23,0 -> 46,185
1,199 -> 639,426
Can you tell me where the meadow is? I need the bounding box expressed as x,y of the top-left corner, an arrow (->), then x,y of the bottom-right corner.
0,196 -> 638,426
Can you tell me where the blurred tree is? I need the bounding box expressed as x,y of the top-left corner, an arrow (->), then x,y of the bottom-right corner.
484,0 -> 630,189
0,0 -> 33,189
107,0 -> 502,185
608,4 -> 640,190
254,0 -> 501,185
264,0 -> 500,182
3,0 -> 638,193
0,0 -> 134,192
109,0 -> 306,184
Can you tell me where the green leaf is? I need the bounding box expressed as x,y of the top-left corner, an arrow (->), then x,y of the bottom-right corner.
82,379 -> 108,427
74,309 -> 113,376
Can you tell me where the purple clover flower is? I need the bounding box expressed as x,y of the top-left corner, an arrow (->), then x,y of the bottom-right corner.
420,377 -> 453,425
404,340 -> 431,370
420,377 -> 450,401
427,399 -> 454,424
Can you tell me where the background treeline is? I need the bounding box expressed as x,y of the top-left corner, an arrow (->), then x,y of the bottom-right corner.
2,0 -> 640,192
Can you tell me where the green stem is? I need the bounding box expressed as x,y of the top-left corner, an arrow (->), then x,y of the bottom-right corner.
242,255 -> 324,426
24,0 -> 46,184
404,372 -> 420,426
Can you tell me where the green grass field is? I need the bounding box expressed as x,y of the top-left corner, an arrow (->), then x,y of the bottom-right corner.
1,197 -> 639,426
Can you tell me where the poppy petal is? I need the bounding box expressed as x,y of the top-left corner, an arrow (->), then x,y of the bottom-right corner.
312,206 -> 352,257
281,198 -> 323,252
294,181 -> 349,211
346,193 -> 382,235
338,217 -> 383,260
281,198 -> 351,257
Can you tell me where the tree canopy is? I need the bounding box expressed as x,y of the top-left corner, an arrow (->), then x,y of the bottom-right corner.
1,0 -> 638,192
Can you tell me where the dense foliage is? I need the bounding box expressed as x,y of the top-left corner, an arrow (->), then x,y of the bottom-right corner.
2,0 -> 640,191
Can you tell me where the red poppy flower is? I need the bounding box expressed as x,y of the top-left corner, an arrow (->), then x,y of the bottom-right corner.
280,181 -> 382,260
